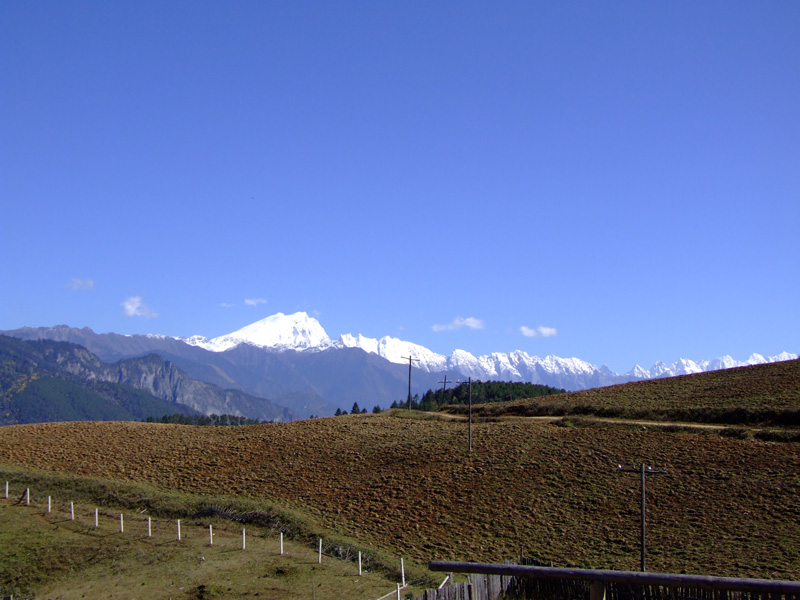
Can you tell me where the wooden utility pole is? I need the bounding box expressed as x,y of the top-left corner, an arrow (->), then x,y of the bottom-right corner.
401,356 -> 420,409
438,374 -> 452,406
468,377 -> 473,452
456,377 -> 474,452
618,464 -> 667,571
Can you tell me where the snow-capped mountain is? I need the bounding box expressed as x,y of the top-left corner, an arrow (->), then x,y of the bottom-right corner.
340,334 -> 448,372
181,312 -> 797,391
185,312 -> 332,352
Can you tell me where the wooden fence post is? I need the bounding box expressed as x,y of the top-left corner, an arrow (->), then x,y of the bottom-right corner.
591,581 -> 607,600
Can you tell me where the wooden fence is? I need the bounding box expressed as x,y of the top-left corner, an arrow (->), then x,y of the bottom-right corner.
424,561 -> 800,600
415,573 -> 515,600
1,480 -> 413,600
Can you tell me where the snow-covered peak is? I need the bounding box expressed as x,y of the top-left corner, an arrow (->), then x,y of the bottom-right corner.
649,361 -> 672,378
339,333 -> 379,355
625,364 -> 650,379
540,354 -> 598,375
178,311 -> 796,391
619,352 -> 798,381
448,349 -> 485,379
185,312 -> 331,352
671,358 -> 703,376
336,333 -> 448,372
702,355 -> 738,371
746,353 -> 767,365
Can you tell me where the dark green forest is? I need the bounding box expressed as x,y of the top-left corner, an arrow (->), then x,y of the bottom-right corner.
390,380 -> 565,411
143,413 -> 266,426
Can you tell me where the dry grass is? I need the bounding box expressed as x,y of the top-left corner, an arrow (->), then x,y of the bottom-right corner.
2,361 -> 799,596
1,412 -> 799,584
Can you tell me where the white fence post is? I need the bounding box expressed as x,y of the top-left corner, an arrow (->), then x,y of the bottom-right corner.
209,525 -> 213,546
25,488 -> 30,505
94,508 -> 98,528
148,517 -> 152,537
318,538 -> 322,564
396,583 -> 401,600
70,501 -> 74,520
120,514 -> 124,533
5,481 -> 8,499
242,528 -> 246,550
47,496 -> 51,513
401,557 -> 406,587
358,551 -> 362,576
177,519 -> 181,541
280,531 -> 283,555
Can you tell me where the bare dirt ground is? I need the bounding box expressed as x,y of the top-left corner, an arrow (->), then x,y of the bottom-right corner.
1,414 -> 799,579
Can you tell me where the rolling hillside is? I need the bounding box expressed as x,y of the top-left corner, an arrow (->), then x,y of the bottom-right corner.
0,360 -> 798,592
443,359 -> 800,426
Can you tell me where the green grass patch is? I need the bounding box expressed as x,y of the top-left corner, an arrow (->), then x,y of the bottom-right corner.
0,465 -> 429,599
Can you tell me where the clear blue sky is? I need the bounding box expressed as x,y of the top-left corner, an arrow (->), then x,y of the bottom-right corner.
2,1 -> 798,373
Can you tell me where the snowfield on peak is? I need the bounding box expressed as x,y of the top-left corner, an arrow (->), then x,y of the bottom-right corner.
180,311 -> 797,391
184,312 -> 332,352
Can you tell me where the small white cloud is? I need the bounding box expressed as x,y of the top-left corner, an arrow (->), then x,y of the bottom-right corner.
432,317 -> 485,332
68,277 -> 94,290
122,296 -> 157,318
220,302 -> 235,308
244,298 -> 267,307
521,325 -> 558,338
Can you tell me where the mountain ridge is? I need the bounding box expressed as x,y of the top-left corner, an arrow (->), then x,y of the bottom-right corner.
0,335 -> 296,423
179,311 -> 797,385
3,315 -> 796,418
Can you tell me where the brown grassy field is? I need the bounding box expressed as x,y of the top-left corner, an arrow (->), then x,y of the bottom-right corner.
1,410 -> 799,582
1,360 -> 799,597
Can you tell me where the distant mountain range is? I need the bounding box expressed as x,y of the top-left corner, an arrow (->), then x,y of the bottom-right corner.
0,335 -> 295,425
2,312 -> 795,419
179,311 -> 796,385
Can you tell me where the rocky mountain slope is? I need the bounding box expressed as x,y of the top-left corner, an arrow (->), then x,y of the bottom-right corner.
0,335 -> 295,424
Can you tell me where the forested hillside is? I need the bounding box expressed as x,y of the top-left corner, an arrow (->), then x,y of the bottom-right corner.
410,380 -> 565,411
0,335 -> 198,424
